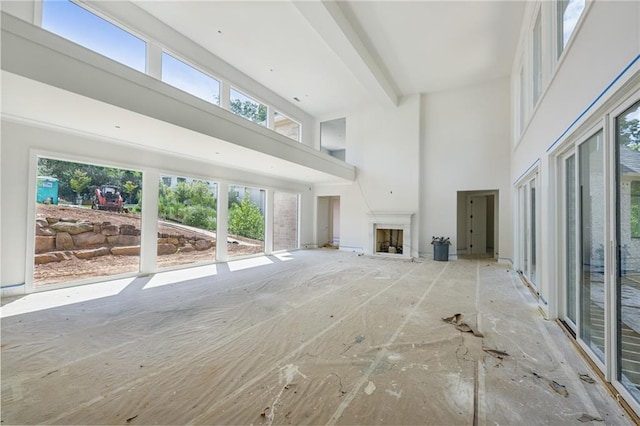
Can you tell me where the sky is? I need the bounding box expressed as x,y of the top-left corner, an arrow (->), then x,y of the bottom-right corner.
562,0 -> 586,48
42,0 -> 146,72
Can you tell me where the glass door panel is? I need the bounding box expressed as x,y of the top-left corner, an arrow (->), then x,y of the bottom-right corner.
566,154 -> 578,325
34,157 -> 142,286
157,175 -> 217,269
523,186 -> 529,276
227,185 -> 265,258
530,178 -> 537,284
579,131 -> 605,361
616,100 -> 640,401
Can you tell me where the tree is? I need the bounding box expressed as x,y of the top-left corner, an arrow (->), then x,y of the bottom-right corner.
69,170 -> 91,201
123,180 -> 139,204
183,205 -> 216,230
619,116 -> 640,151
230,98 -> 267,124
158,180 -> 217,229
36,158 -> 142,204
228,193 -> 264,240
228,188 -> 242,208
188,181 -> 217,209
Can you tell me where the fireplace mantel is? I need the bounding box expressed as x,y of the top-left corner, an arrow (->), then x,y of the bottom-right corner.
366,212 -> 414,258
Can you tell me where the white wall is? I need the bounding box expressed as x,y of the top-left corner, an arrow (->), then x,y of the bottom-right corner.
317,94 -> 421,257
420,77 -> 513,261
514,1 -> 640,174
316,197 -> 331,247
331,197 -> 340,245
0,120 -> 311,288
512,0 -> 640,313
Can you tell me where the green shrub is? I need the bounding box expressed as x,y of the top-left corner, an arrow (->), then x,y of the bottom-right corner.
183,205 -> 217,230
228,197 -> 264,240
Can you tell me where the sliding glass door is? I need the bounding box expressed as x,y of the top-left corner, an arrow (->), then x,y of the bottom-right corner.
616,100 -> 640,402
579,131 -> 605,362
564,153 -> 577,327
562,131 -> 605,362
518,176 -> 538,286
559,94 -> 640,413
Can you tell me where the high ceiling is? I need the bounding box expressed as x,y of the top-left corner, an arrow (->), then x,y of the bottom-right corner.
133,0 -> 527,118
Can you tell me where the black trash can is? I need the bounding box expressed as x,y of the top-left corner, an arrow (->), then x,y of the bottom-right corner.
433,242 -> 449,261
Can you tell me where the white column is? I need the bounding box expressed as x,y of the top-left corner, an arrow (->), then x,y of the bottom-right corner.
140,171 -> 159,274
264,189 -> 274,255
147,42 -> 162,79
267,107 -> 275,130
216,182 -> 229,262
220,81 -> 231,110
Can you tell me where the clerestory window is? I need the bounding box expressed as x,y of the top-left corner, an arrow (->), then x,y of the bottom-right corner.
42,0 -> 146,73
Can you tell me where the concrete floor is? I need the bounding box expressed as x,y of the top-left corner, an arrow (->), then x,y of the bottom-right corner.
0,249 -> 635,425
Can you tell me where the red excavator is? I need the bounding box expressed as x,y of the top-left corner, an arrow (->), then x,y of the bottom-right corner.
93,184 -> 124,212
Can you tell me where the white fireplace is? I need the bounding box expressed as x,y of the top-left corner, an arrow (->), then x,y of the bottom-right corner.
366,212 -> 414,258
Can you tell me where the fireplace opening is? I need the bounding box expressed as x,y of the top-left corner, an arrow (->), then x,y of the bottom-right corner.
376,228 -> 403,254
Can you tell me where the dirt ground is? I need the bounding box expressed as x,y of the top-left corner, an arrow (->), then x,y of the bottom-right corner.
34,204 -> 263,286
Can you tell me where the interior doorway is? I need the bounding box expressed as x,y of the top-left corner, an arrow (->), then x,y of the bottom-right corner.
456,190 -> 498,258
317,196 -> 340,248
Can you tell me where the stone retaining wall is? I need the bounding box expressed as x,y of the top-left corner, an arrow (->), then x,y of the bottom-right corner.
35,217 -> 215,264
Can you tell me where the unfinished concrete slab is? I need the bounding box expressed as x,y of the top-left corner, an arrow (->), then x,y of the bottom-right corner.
0,250 -> 634,425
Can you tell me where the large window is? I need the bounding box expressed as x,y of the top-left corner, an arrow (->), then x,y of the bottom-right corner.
42,0 -> 146,72
565,154 -> 577,325
34,157 -> 142,286
227,185 -> 265,258
157,176 -> 217,269
560,132 -> 606,362
532,10 -> 543,105
161,53 -> 220,105
579,131 -> 605,362
518,66 -> 526,136
557,0 -> 586,58
518,175 -> 538,286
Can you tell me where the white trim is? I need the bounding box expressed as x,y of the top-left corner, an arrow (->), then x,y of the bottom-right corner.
33,0 -> 42,26
216,182 -> 229,263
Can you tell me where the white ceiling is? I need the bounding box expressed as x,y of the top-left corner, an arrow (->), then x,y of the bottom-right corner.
133,0 -> 527,118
